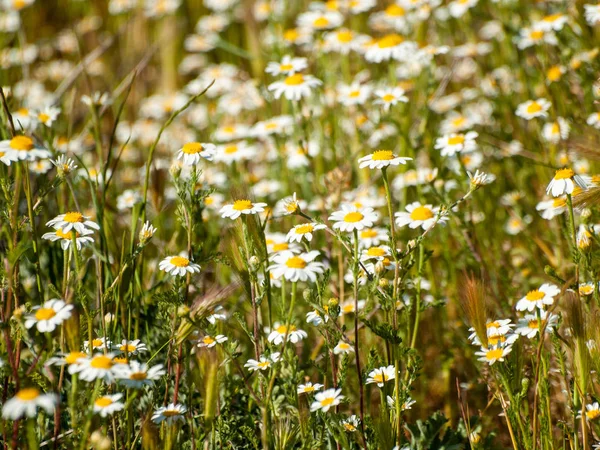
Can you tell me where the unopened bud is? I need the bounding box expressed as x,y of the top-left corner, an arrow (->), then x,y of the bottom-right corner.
379,278 -> 389,288
90,430 -> 111,450
249,255 -> 260,270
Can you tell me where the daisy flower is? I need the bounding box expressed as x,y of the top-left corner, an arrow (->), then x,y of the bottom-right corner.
84,337 -> 112,352
360,245 -> 392,262
114,361 -> 166,388
116,339 -> 148,356
71,353 -> 118,383
395,202 -> 445,230
310,388 -> 344,412
340,299 -> 366,315
0,135 -> 50,161
536,197 -> 567,220
24,299 -> 73,333
373,87 -> 408,112
267,323 -> 308,345
515,98 -> 551,120
535,13 -> 568,31
152,403 -> 187,425
46,212 -> 100,234
581,402 -> 600,422
220,199 -> 267,220
448,0 -> 478,18
244,352 -> 280,371
577,225 -> 593,250
358,228 -> 388,248
329,205 -> 378,232
214,141 -> 256,164
36,106 -> 60,127
587,112 -> 600,129
159,255 -> 201,277
297,382 -> 324,395
366,365 -> 395,387
139,221 -> 157,243
517,26 -> 557,49
542,118 -> 570,144
342,415 -> 360,432
365,34 -> 415,63
515,311 -> 557,339
0,148 -> 19,166
296,10 -> 343,30
515,283 -> 560,311
434,131 -> 478,157
306,307 -> 328,326
197,334 -> 228,348
579,282 -> 596,297
176,142 -> 216,166
584,4 -> 600,25
358,150 -> 412,170
269,250 -> 325,283
1,388 -> 58,420
268,73 -> 322,101
334,340 -> 355,355
546,168 -> 587,197
337,82 -> 371,106
286,222 -> 327,243
475,345 -> 513,365
265,55 -> 308,76
94,394 -> 124,417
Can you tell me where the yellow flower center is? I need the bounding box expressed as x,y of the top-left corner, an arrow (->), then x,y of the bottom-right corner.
587,409 -> 600,421
120,344 -> 137,353
385,4 -> 405,16
286,256 -> 307,269
371,150 -> 394,161
360,229 -> 378,238
63,212 -> 84,223
543,13 -> 561,22
313,17 -> 329,27
487,321 -> 500,328
95,397 -> 114,407
336,30 -> 354,43
554,168 -> 574,180
344,212 -> 364,223
265,122 -> 278,130
377,34 -> 404,48
284,29 -> 299,42
410,206 -> 434,221
170,256 -> 190,267
525,290 -> 545,301
91,339 -> 104,348
485,348 -> 504,360
447,135 -> 465,145
203,336 -> 215,345
65,352 -> 86,364
13,0 -> 27,10
233,200 -> 253,211
382,94 -> 396,102
9,135 -> 34,151
366,247 -> 386,257
526,102 -> 542,114
56,229 -> 79,239
528,320 -> 539,329
35,308 -> 57,321
130,371 -> 148,381
295,224 -> 314,234
16,388 -> 40,401
90,355 -> 114,370
279,63 -> 293,71
530,30 -> 544,40
276,324 -> 296,334
162,409 -> 181,417
452,117 -> 466,127
338,343 -> 350,350
284,74 -> 305,85
320,397 -> 335,406
182,142 -> 203,154
224,145 -> 238,154
257,361 -> 270,369
272,242 -> 289,251
552,198 -> 566,208
303,386 -> 315,392
547,66 -> 562,81
38,113 -> 50,123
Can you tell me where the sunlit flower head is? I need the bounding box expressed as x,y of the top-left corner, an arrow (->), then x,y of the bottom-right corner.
1,388 -> 58,420
515,283 -> 560,311
329,205 -> 378,232
310,388 -> 343,412
159,255 -> 201,277
24,299 -> 73,333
